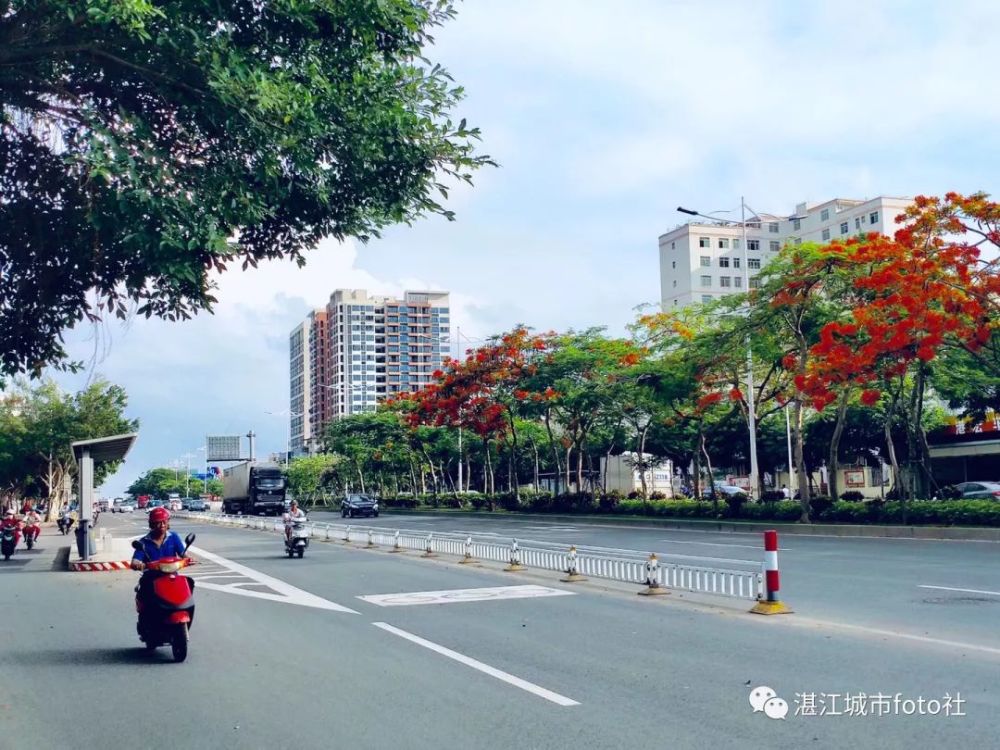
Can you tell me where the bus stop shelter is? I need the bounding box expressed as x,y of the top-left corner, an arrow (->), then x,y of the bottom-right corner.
71,433 -> 138,561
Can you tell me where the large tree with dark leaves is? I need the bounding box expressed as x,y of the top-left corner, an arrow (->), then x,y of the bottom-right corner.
0,0 -> 490,376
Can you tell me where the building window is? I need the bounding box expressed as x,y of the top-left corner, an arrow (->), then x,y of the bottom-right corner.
700,275 -> 712,287
821,228 -> 831,241
820,208 -> 830,221
749,277 -> 760,289
769,240 -> 780,252
869,211 -> 879,224
792,218 -> 801,231
671,241 -> 675,249
855,216 -> 862,229
748,239 -> 760,251
699,237 -> 710,248
733,239 -> 741,249
671,261 -> 676,269
732,257 -> 741,269
794,238 -> 803,246
672,280 -> 677,287
701,295 -> 712,304
768,222 -> 779,233
700,256 -> 711,267
748,258 -> 761,270
840,222 -> 849,235
733,276 -> 743,288
719,257 -> 730,268
748,220 -> 761,229
718,238 -> 730,249
719,276 -> 731,288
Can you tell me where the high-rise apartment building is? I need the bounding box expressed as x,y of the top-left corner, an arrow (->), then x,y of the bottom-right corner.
288,320 -> 311,454
659,196 -> 912,309
288,289 -> 451,453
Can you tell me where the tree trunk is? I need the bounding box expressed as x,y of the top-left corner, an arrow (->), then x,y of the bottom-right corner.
356,462 -> 366,494
700,427 -> 718,516
637,424 -> 650,499
564,445 -> 573,493
828,389 -> 851,502
884,391 -> 904,521
792,399 -> 810,521
544,410 -> 561,496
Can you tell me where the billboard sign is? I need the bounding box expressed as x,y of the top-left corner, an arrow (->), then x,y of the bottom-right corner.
206,435 -> 242,462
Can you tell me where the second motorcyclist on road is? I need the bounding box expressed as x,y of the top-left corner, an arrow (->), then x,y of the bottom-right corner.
21,508 -> 41,545
131,507 -> 186,570
283,500 -> 306,542
1,509 -> 22,546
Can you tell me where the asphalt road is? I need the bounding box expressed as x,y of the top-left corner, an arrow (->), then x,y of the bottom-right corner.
0,513 -> 996,750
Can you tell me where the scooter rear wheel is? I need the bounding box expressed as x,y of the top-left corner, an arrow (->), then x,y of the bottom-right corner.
297,548 -> 304,558
171,623 -> 189,663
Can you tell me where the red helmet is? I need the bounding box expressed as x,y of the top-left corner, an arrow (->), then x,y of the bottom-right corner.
149,507 -> 170,523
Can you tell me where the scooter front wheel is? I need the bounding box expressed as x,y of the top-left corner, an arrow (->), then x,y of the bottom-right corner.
171,623 -> 189,663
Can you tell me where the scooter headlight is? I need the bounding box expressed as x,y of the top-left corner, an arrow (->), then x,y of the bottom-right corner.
158,560 -> 183,573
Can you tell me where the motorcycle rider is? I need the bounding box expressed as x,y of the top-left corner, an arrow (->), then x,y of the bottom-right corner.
131,507 -> 186,570
1,509 -> 22,547
21,507 -> 41,546
283,500 -> 307,542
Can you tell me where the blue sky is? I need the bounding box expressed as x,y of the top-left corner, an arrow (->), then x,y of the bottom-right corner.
54,0 -> 1000,496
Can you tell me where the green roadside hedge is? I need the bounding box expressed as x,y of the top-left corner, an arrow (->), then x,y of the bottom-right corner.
377,493 -> 1000,526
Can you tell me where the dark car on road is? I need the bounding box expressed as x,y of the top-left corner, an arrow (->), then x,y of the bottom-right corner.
341,493 -> 379,518
187,499 -> 209,512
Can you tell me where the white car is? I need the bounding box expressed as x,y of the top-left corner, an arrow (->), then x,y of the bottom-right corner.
113,501 -> 134,513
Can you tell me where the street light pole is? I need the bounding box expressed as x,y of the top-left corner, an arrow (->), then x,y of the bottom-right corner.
740,196 -> 760,500
677,200 -> 760,499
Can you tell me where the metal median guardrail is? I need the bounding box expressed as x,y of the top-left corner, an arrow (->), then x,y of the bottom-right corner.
177,512 -> 782,609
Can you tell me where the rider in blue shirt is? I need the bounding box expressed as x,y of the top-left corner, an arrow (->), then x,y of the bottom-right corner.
131,507 -> 187,569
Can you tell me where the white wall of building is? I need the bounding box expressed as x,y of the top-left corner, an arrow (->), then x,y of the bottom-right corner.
601,453 -> 675,496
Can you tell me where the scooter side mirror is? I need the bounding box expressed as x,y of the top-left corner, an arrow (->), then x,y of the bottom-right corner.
184,533 -> 196,547
131,540 -> 143,551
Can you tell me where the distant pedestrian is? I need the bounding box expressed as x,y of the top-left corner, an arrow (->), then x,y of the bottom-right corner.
781,484 -> 790,499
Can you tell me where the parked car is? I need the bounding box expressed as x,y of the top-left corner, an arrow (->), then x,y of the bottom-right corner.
341,493 -> 379,518
145,499 -> 164,513
113,500 -> 134,513
701,484 -> 749,499
187,499 -> 209,512
942,481 -> 1000,500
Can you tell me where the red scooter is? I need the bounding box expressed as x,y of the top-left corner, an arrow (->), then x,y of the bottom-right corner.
131,534 -> 196,662
22,523 -> 40,550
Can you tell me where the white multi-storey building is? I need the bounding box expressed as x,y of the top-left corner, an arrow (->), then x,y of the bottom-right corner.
659,196 -> 912,308
289,289 -> 451,451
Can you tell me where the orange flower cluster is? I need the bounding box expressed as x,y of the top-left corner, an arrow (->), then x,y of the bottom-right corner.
778,193 -> 1000,410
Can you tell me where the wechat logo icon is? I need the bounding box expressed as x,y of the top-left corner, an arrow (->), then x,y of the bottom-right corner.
749,686 -> 789,720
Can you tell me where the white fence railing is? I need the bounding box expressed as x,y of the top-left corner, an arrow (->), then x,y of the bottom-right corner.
178,512 -> 764,602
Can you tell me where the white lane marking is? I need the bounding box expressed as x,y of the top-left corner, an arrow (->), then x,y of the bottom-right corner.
659,539 -> 790,551
372,622 -> 580,706
919,584 -> 1000,598
188,546 -> 359,614
359,585 -> 575,607
789,616 -> 1000,658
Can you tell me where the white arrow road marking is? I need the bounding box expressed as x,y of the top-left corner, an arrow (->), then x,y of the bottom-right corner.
372,622 -> 580,706
188,546 -> 359,613
919,584 -> 1000,597
359,584 -> 575,607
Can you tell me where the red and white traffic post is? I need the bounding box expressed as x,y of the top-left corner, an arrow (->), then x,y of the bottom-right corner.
750,529 -> 792,615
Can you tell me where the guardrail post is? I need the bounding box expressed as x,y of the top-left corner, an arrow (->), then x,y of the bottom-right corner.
638,553 -> 669,596
750,530 -> 792,615
343,525 -> 352,543
390,529 -> 402,553
421,533 -> 435,558
366,528 -> 375,548
504,538 -> 524,572
459,535 -> 477,564
560,545 -> 586,582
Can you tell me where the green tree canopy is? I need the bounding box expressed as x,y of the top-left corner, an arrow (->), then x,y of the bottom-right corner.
0,0 -> 491,376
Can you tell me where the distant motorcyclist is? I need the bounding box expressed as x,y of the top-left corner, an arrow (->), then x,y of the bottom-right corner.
130,507 -> 187,571
1,509 -> 22,547
57,506 -> 76,534
21,508 -> 41,546
283,500 -> 306,542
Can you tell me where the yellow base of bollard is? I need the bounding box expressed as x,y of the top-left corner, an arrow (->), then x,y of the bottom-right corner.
560,573 -> 587,583
749,599 -> 793,615
637,585 -> 670,596
503,563 -> 524,572
459,556 -> 478,565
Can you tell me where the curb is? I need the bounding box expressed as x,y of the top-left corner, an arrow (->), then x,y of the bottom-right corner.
382,509 -> 1000,542
69,560 -> 131,572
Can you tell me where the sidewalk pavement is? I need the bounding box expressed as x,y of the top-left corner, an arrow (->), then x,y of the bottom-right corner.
68,527 -> 139,571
